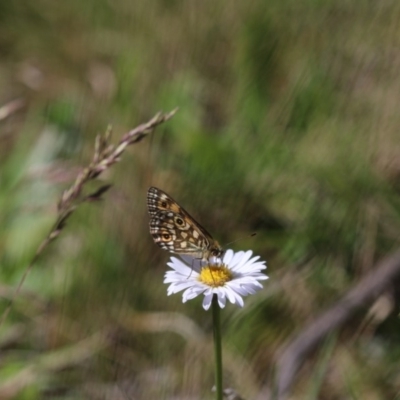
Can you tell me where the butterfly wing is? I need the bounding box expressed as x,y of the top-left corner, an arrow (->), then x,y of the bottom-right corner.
147,186 -> 217,258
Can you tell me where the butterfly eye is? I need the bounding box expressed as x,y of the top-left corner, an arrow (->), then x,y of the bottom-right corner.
211,249 -> 222,257
161,201 -> 167,207
175,217 -> 184,226
163,234 -> 171,240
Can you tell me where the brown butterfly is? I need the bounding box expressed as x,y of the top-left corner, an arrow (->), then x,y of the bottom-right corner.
147,187 -> 224,261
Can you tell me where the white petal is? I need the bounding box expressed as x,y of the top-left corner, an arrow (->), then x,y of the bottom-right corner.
245,282 -> 265,292
224,286 -> 236,303
247,255 -> 260,264
183,288 -> 202,302
244,261 -> 267,273
232,289 -> 245,306
167,258 -> 192,274
227,284 -> 248,296
170,281 -> 199,292
232,275 -> 268,288
229,251 -> 245,268
164,272 -> 188,283
185,286 -> 208,299
223,286 -> 242,305
247,276 -> 268,285
223,249 -> 234,265
232,250 -> 253,271
192,285 -> 208,294
250,272 -> 268,279
217,292 -> 226,308
236,279 -> 263,294
202,292 -> 213,310
227,277 -> 252,287
241,285 -> 257,295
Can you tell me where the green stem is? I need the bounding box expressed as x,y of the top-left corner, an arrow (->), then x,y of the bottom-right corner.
212,294 -> 223,400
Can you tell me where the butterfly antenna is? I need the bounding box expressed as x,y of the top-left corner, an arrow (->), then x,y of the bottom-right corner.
224,232 -> 256,247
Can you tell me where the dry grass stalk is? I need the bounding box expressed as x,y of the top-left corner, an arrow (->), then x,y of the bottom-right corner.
0,109 -> 178,329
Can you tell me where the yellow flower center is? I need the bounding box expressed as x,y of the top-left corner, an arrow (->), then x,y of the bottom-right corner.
198,264 -> 233,287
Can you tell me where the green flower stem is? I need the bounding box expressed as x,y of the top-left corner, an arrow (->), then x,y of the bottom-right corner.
212,294 -> 223,400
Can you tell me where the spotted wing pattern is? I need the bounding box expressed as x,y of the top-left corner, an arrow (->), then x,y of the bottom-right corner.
147,186 -> 223,261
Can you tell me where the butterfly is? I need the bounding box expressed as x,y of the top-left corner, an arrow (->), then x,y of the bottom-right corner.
147,186 -> 224,262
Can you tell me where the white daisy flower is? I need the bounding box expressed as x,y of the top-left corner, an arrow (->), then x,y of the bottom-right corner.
164,249 -> 268,310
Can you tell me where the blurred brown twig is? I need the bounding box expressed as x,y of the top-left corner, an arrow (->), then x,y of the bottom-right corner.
275,249 -> 400,400
0,98 -> 25,121
0,109 -> 177,330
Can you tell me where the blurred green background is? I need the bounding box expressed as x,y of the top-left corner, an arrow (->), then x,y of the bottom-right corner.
1,0 -> 400,399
